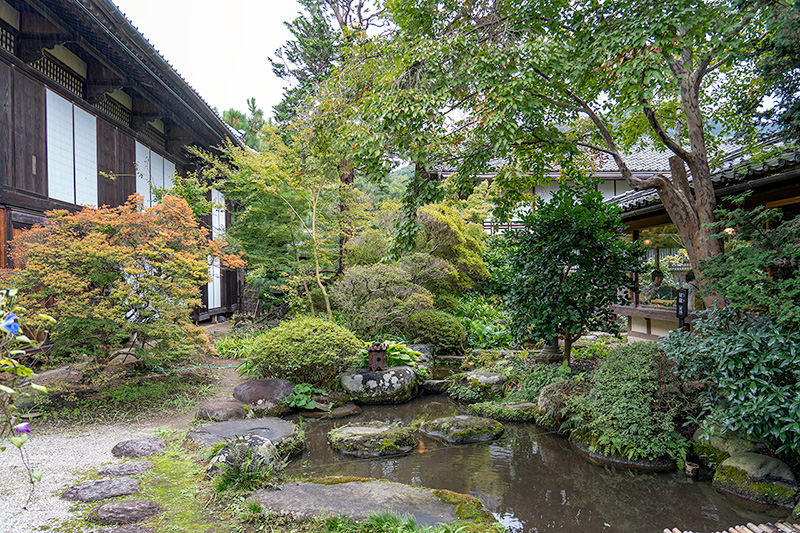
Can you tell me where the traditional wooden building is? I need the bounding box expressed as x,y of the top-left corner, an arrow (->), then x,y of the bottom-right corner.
0,0 -> 243,320
609,146 -> 800,340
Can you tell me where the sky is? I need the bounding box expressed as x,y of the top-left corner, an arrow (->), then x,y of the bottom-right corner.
111,0 -> 302,118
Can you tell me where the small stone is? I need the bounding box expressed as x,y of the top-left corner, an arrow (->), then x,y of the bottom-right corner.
111,438 -> 165,458
197,400 -> 245,421
88,499 -> 162,524
98,462 -> 153,477
420,415 -> 504,445
62,478 -> 140,502
328,422 -> 417,458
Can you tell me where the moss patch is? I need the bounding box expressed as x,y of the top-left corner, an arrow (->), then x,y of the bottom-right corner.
693,440 -> 730,469
468,401 -> 537,422
421,416 -> 504,445
328,422 -> 417,457
713,465 -> 797,507
306,475 -> 378,485
433,488 -> 502,531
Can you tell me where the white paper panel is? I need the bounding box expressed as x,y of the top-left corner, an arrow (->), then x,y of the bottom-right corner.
615,179 -> 632,196
598,179 -> 616,200
535,182 -> 556,203
150,151 -> 165,191
163,159 -> 175,191
211,189 -> 225,240
208,257 -> 221,309
46,90 -> 74,203
73,106 -> 97,206
135,142 -> 151,207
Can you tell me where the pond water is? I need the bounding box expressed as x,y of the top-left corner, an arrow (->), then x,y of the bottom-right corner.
285,395 -> 779,533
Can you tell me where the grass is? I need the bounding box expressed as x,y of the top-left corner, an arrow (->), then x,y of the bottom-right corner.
30,372 -> 219,425
213,329 -> 264,359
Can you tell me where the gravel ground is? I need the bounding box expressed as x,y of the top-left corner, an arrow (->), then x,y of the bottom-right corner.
0,422 -> 170,532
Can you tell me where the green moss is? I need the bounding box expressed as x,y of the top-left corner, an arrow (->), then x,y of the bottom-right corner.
693,440 -> 730,469
328,422 -> 417,457
713,465 -> 797,507
276,425 -> 306,457
468,401 -> 537,422
433,489 -> 495,523
423,417 -> 503,444
307,475 -> 378,485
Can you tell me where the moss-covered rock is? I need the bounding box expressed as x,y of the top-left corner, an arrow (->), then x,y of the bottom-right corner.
468,401 -> 538,422
433,489 -> 501,531
447,371 -> 507,404
570,432 -> 676,472
712,453 -> 798,508
692,424 -> 766,468
419,415 -> 504,445
340,366 -> 419,404
328,422 -> 417,458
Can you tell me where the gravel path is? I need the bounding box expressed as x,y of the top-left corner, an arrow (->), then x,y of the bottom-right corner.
1,422 -> 167,532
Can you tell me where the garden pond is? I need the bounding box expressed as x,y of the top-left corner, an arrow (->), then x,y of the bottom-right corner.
285,395 -> 779,533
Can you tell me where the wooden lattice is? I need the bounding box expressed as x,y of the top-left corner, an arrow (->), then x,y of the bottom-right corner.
141,125 -> 166,151
32,54 -> 84,98
95,97 -> 132,128
0,25 -> 14,54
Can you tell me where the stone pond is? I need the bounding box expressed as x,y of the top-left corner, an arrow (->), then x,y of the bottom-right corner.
282,395 -> 779,533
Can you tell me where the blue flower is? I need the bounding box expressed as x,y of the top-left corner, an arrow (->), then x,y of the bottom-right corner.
1,313 -> 20,335
13,422 -> 30,434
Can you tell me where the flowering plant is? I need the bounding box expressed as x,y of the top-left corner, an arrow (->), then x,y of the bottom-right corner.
1,288 -> 52,501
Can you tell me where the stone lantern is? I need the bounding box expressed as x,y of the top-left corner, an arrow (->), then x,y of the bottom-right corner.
367,343 -> 389,371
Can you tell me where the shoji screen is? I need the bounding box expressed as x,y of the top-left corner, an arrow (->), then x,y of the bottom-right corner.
73,106 -> 97,206
46,90 -> 74,203
135,141 -> 151,207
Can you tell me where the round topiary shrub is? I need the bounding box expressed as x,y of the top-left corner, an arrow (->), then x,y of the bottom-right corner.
238,316 -> 363,387
406,309 -> 466,355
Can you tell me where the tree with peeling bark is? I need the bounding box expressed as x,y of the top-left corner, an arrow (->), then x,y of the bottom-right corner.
347,0 -> 774,305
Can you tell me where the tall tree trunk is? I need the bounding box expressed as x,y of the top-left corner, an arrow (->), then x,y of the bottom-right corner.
338,160 -> 354,274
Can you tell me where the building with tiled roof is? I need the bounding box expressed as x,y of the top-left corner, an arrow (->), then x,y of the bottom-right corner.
0,0 -> 243,318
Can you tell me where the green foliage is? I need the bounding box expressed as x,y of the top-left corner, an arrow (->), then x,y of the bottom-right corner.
330,264 -> 434,338
11,195 -> 241,364
505,177 -> 643,357
512,361 -> 574,403
415,204 -> 488,291
222,97 -> 265,149
398,253 -> 460,293
238,316 -> 363,387
151,170 -> 214,220
662,307 -> 800,456
569,342 -> 689,463
406,310 -> 467,356
213,329 -> 264,360
571,338 -> 615,363
701,195 -> 800,326
345,229 -> 390,266
213,438 -> 287,494
285,383 -> 327,410
455,294 -> 513,350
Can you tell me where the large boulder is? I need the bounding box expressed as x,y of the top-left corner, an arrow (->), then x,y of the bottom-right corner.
87,500 -> 162,525
419,415 -> 504,445
328,422 -> 417,458
340,366 -> 419,404
408,344 -> 433,363
208,434 -> 280,475
692,424 -> 766,468
62,478 -> 140,502
536,379 -> 585,429
111,438 -> 165,458
186,418 -> 303,456
250,479 -> 499,528
233,378 -> 295,416
712,453 -> 798,508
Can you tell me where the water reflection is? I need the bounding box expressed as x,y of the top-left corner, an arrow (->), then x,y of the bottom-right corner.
286,396 -> 775,533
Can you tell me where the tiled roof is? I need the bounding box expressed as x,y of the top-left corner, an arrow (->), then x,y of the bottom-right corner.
606,146 -> 800,213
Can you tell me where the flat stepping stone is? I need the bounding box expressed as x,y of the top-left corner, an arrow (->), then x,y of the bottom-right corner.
419,415 -> 504,445
111,438 -> 165,458
250,479 -> 497,527
186,418 -> 299,448
62,478 -> 140,502
328,422 -> 417,457
197,400 -> 245,421
98,462 -> 153,477
301,402 -> 362,419
88,499 -> 162,524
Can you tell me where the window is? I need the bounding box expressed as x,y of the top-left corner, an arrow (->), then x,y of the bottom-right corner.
134,141 -> 176,208
208,189 -> 226,309
46,89 -> 97,206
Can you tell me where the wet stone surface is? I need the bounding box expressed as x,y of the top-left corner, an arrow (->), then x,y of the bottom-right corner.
62,478 -> 140,502
111,438 -> 166,458
97,462 -> 153,477
185,418 -> 299,447
88,499 -> 162,524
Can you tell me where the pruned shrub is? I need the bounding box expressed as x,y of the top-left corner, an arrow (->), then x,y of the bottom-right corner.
330,264 -> 433,338
568,342 -> 689,463
345,229 -> 389,266
405,310 -> 466,355
398,253 -> 459,293
237,316 -> 362,387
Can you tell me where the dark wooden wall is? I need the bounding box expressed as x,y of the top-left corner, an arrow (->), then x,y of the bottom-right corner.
11,70 -> 46,196
97,119 -> 136,207
0,63 -> 11,188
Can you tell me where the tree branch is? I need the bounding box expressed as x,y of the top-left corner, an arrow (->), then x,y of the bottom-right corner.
642,103 -> 691,160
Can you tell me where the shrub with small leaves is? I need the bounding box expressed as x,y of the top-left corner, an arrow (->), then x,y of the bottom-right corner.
238,316 -> 362,387
406,310 -> 466,356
